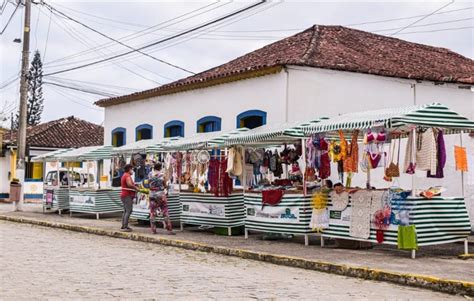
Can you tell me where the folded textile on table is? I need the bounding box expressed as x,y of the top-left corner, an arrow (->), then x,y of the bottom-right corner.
397,225 -> 418,250
262,189 -> 285,207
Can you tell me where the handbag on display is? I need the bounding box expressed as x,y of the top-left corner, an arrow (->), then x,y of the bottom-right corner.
385,136 -> 400,178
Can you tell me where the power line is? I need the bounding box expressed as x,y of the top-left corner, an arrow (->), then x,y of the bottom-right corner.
42,6 -> 52,61
48,85 -> 103,111
397,25 -> 473,35
390,1 -> 455,36
43,1 -> 267,77
42,1 -> 226,68
0,0 -> 20,35
36,6 -> 165,84
44,81 -> 117,97
43,2 -> 196,75
373,17 -> 473,32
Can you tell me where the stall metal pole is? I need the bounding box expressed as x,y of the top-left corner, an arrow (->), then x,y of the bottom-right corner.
411,128 -> 416,197
302,138 -> 307,196
87,161 -> 91,189
460,131 -> 465,198
242,146 -> 246,193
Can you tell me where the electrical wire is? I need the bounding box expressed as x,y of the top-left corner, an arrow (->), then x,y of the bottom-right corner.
43,1 -> 267,77
396,25 -> 473,35
389,1 -> 455,36
48,85 -> 103,111
42,6 -> 52,61
0,0 -> 20,35
43,2 -> 195,75
44,81 -> 117,97
42,1 -> 226,68
37,6 -> 165,84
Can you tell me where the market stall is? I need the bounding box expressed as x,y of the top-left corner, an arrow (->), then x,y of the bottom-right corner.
302,103 -> 473,257
111,138 -> 182,223
223,120 -> 327,245
55,145 -> 122,219
32,148 -> 73,215
162,129 -> 249,235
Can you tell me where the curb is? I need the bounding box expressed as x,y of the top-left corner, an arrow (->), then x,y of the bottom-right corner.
458,254 -> 474,260
1,214 -> 473,296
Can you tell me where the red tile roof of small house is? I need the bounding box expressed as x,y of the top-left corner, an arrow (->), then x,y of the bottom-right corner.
95,25 -> 473,107
4,116 -> 104,148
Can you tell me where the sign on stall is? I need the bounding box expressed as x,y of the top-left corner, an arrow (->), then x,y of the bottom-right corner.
69,195 -> 95,206
182,202 -> 225,217
246,205 -> 300,223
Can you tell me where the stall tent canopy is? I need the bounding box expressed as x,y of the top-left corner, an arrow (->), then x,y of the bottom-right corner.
303,103 -> 474,134
224,118 -> 329,146
165,128 -> 250,151
56,145 -> 113,162
31,148 -> 73,162
145,137 -> 182,153
113,139 -> 158,155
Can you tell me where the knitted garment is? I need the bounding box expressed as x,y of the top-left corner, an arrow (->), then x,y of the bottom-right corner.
416,128 -> 437,173
310,208 -> 329,232
209,158 -> 233,197
455,145 -> 468,172
330,191 -> 349,211
349,190 -> 372,239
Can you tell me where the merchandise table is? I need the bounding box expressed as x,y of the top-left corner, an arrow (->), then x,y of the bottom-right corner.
130,193 -> 181,222
179,191 -> 245,236
68,188 -> 122,219
42,186 -> 70,215
244,191 -> 314,245
321,192 -> 471,253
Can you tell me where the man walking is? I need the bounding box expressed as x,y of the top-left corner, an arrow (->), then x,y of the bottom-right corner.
121,164 -> 138,231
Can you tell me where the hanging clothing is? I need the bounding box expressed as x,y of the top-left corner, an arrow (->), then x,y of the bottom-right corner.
343,130 -> 359,173
226,146 -> 243,177
416,128 -> 437,173
261,189 -> 284,207
319,138 -> 331,179
427,130 -> 446,178
454,145 -> 468,172
404,129 -> 416,174
209,158 -> 233,197
397,225 -> 418,250
349,190 -> 372,239
310,208 -> 329,232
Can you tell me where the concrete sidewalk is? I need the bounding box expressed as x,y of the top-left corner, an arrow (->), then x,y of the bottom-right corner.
1,203 -> 472,295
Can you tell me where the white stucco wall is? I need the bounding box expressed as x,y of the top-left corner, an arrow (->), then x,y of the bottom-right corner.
102,66 -> 473,226
103,72 -> 288,144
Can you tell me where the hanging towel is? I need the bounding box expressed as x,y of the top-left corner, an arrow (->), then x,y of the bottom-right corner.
454,145 -> 468,172
416,128 -> 437,173
397,225 -> 418,250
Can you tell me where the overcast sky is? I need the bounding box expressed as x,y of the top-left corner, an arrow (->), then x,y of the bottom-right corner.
1,0 -> 473,127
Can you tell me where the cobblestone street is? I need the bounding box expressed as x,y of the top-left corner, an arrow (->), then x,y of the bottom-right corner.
0,221 -> 464,300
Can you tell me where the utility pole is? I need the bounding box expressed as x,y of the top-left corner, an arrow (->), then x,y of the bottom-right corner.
15,0 -> 31,211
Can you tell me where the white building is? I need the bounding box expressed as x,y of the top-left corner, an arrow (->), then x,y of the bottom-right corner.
95,25 -> 473,222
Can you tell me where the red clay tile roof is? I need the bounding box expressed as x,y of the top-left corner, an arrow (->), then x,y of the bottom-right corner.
4,116 -> 104,148
95,25 -> 474,107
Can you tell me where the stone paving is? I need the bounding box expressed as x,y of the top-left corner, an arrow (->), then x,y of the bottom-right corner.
0,221 -> 465,300
1,203 -> 472,284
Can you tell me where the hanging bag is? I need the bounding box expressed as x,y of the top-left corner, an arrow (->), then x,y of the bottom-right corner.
385,136 -> 400,178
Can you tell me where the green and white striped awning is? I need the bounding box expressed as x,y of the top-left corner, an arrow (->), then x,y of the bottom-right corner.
113,139 -> 158,155
224,118 -> 328,146
304,103 -> 474,134
145,137 -> 182,153
163,128 -> 250,151
31,148 -> 73,162
56,145 -> 113,162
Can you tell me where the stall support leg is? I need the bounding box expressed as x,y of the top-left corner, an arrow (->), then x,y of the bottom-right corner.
227,227 -> 232,236
320,236 -> 325,247
70,211 -> 72,217
244,229 -> 248,239
96,213 -> 100,220
304,234 -> 309,246
180,223 -> 184,231
411,249 -> 416,259
465,238 -> 469,255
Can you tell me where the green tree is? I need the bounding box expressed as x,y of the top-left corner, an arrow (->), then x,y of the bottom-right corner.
14,50 -> 44,128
